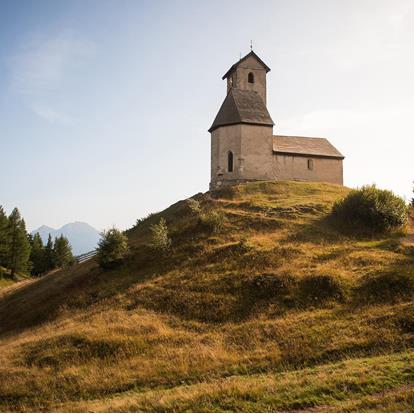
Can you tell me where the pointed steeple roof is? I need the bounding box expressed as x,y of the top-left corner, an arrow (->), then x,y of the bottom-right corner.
222,51 -> 271,80
209,89 -> 274,133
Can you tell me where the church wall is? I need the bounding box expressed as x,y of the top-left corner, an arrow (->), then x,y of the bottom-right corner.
229,55 -> 267,103
240,124 -> 274,180
210,125 -> 242,188
273,154 -> 343,185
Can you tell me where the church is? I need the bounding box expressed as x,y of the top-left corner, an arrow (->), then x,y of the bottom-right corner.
209,51 -> 344,190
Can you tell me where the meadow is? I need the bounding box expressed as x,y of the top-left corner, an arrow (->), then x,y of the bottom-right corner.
0,181 -> 413,412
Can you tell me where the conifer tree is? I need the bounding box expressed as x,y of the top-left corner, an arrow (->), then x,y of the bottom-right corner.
0,206 -> 9,267
7,208 -> 31,277
29,232 -> 46,276
53,235 -> 74,268
97,227 -> 128,269
44,234 -> 55,272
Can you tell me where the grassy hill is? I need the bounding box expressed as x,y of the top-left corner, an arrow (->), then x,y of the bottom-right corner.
0,181 -> 413,412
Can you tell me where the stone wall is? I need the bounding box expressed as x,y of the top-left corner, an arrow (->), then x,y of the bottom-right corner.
210,124 -> 274,189
226,55 -> 267,103
240,124 -> 274,180
273,154 -> 343,185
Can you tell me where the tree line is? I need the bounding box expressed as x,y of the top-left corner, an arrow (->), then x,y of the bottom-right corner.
0,206 -> 74,278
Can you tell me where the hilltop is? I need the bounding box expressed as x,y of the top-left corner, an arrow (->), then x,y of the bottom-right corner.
0,181 -> 413,412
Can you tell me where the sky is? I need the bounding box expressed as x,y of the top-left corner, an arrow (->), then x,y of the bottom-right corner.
1,0 -> 413,232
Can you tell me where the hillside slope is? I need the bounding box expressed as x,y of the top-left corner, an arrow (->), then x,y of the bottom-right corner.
0,181 -> 413,412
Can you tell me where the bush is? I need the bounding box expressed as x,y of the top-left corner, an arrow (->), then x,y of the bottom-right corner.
97,228 -> 129,269
298,274 -> 348,304
331,185 -> 408,234
357,272 -> 414,304
150,218 -> 171,252
200,209 -> 225,233
187,198 -> 201,215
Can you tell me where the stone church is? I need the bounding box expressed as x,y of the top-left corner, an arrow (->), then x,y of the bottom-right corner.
209,51 -> 344,190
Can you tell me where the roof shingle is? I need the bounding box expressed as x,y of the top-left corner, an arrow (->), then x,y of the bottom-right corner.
209,89 -> 274,132
222,51 -> 271,80
273,135 -> 344,159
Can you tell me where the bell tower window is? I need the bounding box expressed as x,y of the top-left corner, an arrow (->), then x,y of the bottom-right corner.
227,151 -> 234,172
248,72 -> 254,83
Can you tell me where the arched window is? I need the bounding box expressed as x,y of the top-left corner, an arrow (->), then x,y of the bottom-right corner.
227,151 -> 234,172
248,72 -> 254,83
307,159 -> 314,170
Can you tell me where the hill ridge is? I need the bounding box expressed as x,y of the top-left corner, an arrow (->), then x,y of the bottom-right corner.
1,181 -> 413,412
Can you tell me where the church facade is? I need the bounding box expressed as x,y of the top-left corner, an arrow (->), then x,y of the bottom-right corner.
209,51 -> 344,190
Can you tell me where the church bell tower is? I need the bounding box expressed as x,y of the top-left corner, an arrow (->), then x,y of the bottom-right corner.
209,51 -> 274,190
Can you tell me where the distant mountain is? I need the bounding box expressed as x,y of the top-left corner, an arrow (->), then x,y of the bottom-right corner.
31,222 -> 101,256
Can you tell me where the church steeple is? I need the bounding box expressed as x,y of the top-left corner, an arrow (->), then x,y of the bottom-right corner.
221,51 -> 271,104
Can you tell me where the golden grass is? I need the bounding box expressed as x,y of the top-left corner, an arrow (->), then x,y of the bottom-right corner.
57,350 -> 414,412
0,181 -> 413,412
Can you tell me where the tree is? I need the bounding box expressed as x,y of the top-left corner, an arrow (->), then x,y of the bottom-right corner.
44,233 -> 56,272
0,206 -> 9,267
29,233 -> 46,276
150,218 -> 172,252
6,208 -> 31,277
96,227 -> 128,269
53,235 -> 74,268
411,180 -> 414,207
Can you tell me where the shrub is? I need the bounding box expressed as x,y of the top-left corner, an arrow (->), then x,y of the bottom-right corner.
298,274 -> 348,304
150,218 -> 171,252
357,272 -> 414,303
187,198 -> 201,215
200,209 -> 225,233
331,185 -> 408,234
97,227 -> 129,269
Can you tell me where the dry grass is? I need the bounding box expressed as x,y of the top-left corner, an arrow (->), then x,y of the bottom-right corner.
0,181 -> 413,412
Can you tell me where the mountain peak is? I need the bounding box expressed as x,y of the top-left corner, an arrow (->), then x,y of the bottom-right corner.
31,222 -> 100,255
35,224 -> 55,232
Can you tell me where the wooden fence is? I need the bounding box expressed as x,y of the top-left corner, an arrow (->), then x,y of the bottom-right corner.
75,250 -> 97,264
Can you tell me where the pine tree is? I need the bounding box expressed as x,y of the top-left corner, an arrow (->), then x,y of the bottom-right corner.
44,234 -> 56,272
97,227 -> 128,269
29,233 -> 46,276
6,208 -> 31,277
0,206 -> 9,267
411,180 -> 414,207
53,235 -> 74,268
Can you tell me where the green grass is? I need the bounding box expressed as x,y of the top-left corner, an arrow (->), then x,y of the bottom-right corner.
0,180 -> 413,412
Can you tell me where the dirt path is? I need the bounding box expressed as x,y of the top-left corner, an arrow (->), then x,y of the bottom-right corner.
0,279 -> 34,299
0,268 -> 61,299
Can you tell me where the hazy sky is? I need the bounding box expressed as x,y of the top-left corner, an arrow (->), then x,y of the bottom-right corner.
1,0 -> 413,231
